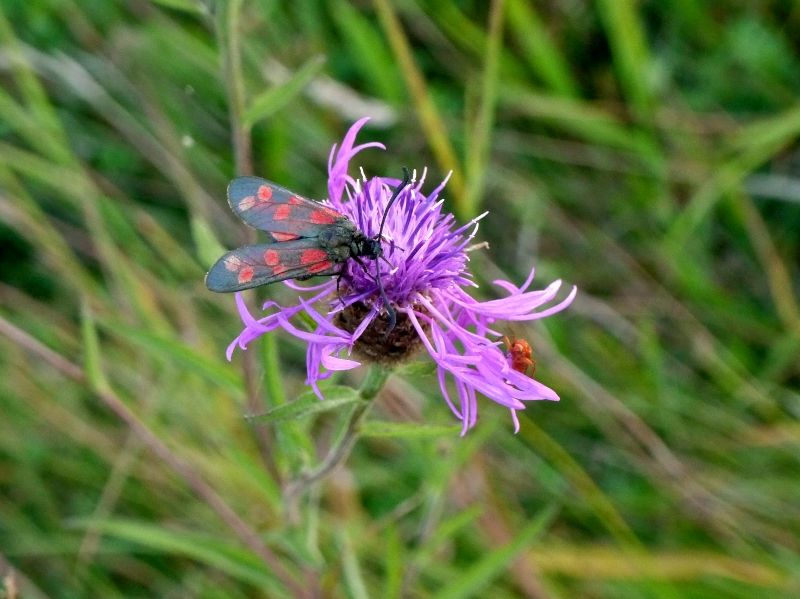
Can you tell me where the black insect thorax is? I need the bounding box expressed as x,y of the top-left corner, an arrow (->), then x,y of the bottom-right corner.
351,234 -> 382,260
318,224 -> 382,263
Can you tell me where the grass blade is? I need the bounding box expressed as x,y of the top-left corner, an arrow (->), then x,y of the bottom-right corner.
433,504 -> 558,599
506,0 -> 578,97
372,0 -> 466,210
73,519 -> 281,589
596,0 -> 655,121
80,300 -> 110,395
464,0 -> 506,218
243,55 -> 326,128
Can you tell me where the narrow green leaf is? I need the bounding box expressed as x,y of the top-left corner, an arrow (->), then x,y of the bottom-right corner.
80,300 -> 110,394
500,88 -> 660,165
413,504 -> 484,567
150,0 -> 206,14
434,505 -> 558,599
384,525 -> 404,599
506,0 -> 578,97
464,0 -> 505,217
261,333 -> 314,469
359,421 -> 461,439
243,55 -> 326,128
247,386 -> 362,424
136,211 -> 204,278
339,529 -> 369,599
729,105 -> 800,154
0,5 -> 74,166
398,360 -> 437,377
518,422 -> 639,547
596,0 -> 655,121
331,0 -> 404,102
72,519 -> 279,589
0,89 -> 67,163
100,321 -> 243,394
373,0 -> 467,207
667,106 -> 800,249
0,163 -> 96,295
0,141 -> 89,205
191,214 -> 226,270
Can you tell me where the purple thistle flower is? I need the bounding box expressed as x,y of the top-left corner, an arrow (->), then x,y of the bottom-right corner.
227,118 -> 576,434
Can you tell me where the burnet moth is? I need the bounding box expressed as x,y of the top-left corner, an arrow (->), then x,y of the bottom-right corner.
503,335 -> 536,376
206,169 -> 411,330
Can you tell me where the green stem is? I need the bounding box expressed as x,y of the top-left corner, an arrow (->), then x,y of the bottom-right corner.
286,365 -> 391,500
218,0 -> 253,177
358,363 -> 392,401
216,0 -> 280,483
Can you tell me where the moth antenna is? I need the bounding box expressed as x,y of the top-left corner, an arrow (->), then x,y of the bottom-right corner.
375,168 -> 411,335
378,278 -> 397,334
377,166 -> 410,242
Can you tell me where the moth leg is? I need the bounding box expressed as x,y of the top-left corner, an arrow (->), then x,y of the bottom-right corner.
351,254 -> 396,334
350,254 -> 370,276
335,267 -> 348,309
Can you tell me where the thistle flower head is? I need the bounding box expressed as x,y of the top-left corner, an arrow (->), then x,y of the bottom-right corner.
228,118 -> 576,434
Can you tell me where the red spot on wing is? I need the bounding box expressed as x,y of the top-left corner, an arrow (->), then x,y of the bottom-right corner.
238,196 -> 257,211
224,255 -> 242,271
307,260 -> 333,274
288,196 -> 303,205
257,185 -> 273,201
271,232 -> 299,241
300,248 -> 328,265
238,266 -> 255,284
273,204 -> 291,220
264,249 -> 280,266
310,208 -> 339,225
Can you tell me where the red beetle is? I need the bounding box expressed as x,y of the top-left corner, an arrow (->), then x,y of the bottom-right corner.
503,335 -> 536,376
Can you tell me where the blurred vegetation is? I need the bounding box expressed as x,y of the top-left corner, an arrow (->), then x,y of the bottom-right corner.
1,0 -> 799,597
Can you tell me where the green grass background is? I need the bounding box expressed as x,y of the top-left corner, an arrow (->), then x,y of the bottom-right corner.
1,0 -> 799,597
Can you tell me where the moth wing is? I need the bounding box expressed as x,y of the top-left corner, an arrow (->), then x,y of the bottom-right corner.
205,238 -> 339,293
228,176 -> 349,241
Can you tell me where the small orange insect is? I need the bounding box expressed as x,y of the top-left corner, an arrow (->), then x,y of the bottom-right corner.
503,336 -> 536,376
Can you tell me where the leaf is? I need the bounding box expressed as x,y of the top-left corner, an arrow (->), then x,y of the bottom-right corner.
243,55 -> 326,127
596,0 -> 655,120
80,300 -> 110,394
506,0 -> 578,97
433,504 -> 558,599
398,359 -> 437,377
150,0 -> 206,15
246,386 -> 363,424
339,529 -> 369,599
359,421 -> 461,439
71,518 -> 280,589
383,525 -> 404,599
413,505 -> 484,568
100,321 -> 243,394
191,214 -> 226,270
330,0 -> 404,102
501,87 -> 658,161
